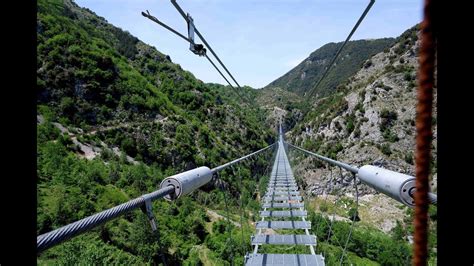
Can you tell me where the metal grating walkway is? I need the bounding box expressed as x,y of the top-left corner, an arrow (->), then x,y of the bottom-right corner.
256,221 -> 311,229
259,210 -> 307,218
262,202 -> 305,209
246,254 -> 325,266
251,234 -> 317,245
263,196 -> 303,202
245,126 -> 325,265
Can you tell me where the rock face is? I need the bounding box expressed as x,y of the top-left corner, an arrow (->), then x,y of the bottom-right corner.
286,25 -> 437,231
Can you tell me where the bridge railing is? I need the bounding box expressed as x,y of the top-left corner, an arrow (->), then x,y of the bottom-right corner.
37,143 -> 276,253
285,142 -> 437,207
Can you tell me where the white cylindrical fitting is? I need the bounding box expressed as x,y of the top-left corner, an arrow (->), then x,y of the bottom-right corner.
357,165 -> 416,207
159,166 -> 212,201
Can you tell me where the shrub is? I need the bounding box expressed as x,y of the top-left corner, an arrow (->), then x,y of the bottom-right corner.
379,109 -> 398,132
346,113 -> 356,134
380,144 -> 392,155
320,203 -> 329,212
348,207 -> 360,221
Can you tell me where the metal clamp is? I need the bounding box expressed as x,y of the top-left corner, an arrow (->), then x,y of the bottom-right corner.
141,194 -> 157,231
187,14 -> 206,56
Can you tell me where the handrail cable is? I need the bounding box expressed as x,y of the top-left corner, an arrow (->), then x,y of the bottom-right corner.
37,143 -> 275,253
287,142 -> 437,205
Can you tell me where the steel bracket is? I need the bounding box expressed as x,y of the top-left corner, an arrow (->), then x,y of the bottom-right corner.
141,194 -> 157,231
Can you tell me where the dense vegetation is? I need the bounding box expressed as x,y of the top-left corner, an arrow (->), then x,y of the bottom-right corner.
37,0 -> 434,264
265,38 -> 394,98
37,0 -> 273,264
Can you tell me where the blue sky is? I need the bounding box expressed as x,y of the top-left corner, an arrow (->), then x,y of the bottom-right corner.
75,0 -> 422,88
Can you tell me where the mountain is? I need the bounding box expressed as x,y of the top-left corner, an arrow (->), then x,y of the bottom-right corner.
37,0 -> 273,264
265,38 -> 395,98
36,0 -> 431,263
284,24 -> 437,262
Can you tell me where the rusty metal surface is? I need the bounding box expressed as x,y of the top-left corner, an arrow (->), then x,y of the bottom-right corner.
414,0 -> 436,264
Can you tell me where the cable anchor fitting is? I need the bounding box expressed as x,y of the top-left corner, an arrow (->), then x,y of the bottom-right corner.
140,194 -> 157,231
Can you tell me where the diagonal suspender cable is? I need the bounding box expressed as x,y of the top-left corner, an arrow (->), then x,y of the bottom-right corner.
218,171 -> 235,265
339,173 -> 359,265
234,165 -> 247,255
324,167 -> 348,253
306,0 -> 375,99
314,162 -> 333,251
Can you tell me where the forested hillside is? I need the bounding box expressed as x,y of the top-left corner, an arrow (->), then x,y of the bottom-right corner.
36,0 -> 436,264
265,38 -> 394,98
37,0 -> 273,264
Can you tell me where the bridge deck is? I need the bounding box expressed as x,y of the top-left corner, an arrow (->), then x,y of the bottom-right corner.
245,133 -> 325,265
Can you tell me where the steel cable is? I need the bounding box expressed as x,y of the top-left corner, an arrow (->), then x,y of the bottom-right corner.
37,186 -> 174,253
339,173 -> 359,265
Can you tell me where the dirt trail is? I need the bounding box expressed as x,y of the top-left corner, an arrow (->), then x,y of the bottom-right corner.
206,209 -> 241,227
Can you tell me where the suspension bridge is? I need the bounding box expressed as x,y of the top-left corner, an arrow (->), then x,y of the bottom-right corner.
245,126 -> 324,265
37,0 -> 437,264
37,123 -> 437,265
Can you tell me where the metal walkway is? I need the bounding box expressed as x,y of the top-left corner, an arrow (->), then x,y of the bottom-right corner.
245,128 -> 325,265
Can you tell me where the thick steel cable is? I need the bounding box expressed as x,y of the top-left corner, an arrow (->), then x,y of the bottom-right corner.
169,0 -> 259,108
211,143 -> 275,173
38,144 -> 274,253
307,0 -> 375,100
339,174 -> 359,265
286,142 -> 359,174
142,9 -> 249,103
203,53 -> 251,105
204,53 -> 235,89
413,0 -> 435,263
37,186 -> 174,253
171,0 -> 241,89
